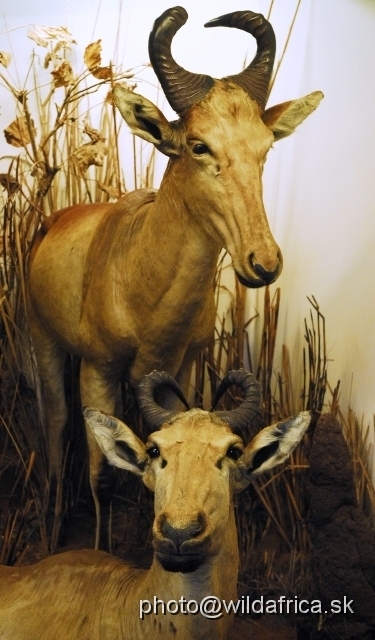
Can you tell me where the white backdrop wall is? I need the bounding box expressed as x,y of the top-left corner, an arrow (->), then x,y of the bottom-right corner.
262,0 -> 375,425
1,0 -> 374,424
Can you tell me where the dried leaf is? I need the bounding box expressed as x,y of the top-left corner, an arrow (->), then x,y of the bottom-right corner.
83,118 -> 105,143
44,52 -> 53,69
84,40 -> 102,71
17,91 -> 27,105
105,89 -> 115,105
53,41 -> 66,56
0,173 -> 20,195
73,140 -> 108,174
37,168 -> 59,198
28,25 -> 77,48
91,66 -> 112,80
0,51 -> 11,68
28,28 -> 48,47
97,182 -> 124,199
44,43 -> 66,68
51,60 -> 74,88
4,117 -> 37,148
84,40 -> 112,80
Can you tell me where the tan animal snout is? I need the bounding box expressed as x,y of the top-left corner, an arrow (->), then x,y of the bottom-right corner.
154,511 -> 211,572
249,248 -> 283,285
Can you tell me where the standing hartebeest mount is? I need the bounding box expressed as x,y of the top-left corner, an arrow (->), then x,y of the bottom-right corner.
27,7 -> 323,549
0,370 -> 311,640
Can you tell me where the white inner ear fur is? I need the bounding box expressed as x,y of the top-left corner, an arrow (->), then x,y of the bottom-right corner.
235,411 -> 311,490
113,86 -> 180,156
83,407 -> 146,475
263,91 -> 324,140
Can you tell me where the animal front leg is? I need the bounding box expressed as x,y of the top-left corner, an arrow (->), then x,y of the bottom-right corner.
80,360 -> 120,550
175,347 -> 206,408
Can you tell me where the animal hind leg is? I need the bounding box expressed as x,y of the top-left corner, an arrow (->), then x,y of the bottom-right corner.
80,359 -> 119,550
30,322 -> 68,483
30,321 -> 68,548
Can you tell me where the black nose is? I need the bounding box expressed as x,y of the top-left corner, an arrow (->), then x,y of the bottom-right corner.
249,251 -> 282,284
161,515 -> 204,552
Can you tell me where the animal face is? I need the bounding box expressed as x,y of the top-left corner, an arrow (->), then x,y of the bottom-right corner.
84,406 -> 311,573
171,83 -> 281,287
114,79 -> 322,289
115,83 -> 281,288
143,413 -> 243,572
113,7 -> 322,288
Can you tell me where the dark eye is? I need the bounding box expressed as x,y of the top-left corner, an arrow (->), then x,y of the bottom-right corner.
147,445 -> 160,460
226,446 -> 242,461
192,143 -> 209,155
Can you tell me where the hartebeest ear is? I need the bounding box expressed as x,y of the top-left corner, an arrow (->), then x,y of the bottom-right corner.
234,411 -> 311,491
83,407 -> 147,475
114,86 -> 182,157
263,91 -> 323,141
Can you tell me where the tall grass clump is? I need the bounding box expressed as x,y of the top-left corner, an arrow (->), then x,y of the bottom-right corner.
193,256 -> 329,598
0,24 -> 152,559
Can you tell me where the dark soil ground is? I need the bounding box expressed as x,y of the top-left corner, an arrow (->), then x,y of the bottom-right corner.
232,615 -> 296,640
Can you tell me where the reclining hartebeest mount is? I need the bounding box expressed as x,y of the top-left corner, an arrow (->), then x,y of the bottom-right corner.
27,6 -> 323,549
0,368 -> 311,640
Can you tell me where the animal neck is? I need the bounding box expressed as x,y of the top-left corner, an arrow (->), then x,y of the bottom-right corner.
132,505 -> 239,639
149,171 -> 221,277
109,177 -> 221,313
112,175 -> 222,384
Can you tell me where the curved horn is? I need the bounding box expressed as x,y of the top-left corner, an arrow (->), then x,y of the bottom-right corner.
212,369 -> 261,443
148,6 -> 214,115
137,370 -> 190,432
205,11 -> 276,109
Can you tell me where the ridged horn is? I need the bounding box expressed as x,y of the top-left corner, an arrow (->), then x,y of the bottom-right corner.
137,370 -> 190,432
148,6 -> 214,115
212,369 -> 261,444
205,11 -> 276,109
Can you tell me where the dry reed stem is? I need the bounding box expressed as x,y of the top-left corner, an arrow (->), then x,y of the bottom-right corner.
0,29 -> 146,561
268,0 -> 302,97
